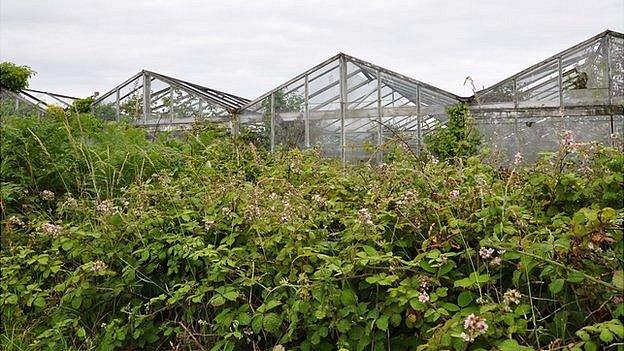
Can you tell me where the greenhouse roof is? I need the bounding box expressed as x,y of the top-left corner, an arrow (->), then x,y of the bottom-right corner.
241,52 -> 462,111
93,70 -> 250,113
474,30 -> 624,101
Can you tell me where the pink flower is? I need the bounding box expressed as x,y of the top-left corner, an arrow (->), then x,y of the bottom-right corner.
418,291 -> 429,303
449,190 -> 460,201
513,152 -> 523,165
562,130 -> 574,145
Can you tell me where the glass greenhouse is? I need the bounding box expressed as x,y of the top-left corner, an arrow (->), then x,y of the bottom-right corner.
472,30 -> 624,162
91,70 -> 250,131
237,53 -> 461,162
0,88 -> 77,117
2,30 -> 622,163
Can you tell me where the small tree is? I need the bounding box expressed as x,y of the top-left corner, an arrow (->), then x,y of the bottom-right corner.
0,62 -> 36,92
424,102 -> 481,161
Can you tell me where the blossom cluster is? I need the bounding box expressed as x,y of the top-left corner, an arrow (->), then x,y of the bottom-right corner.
96,200 -> 115,215
41,190 -> 55,200
8,216 -> 25,227
90,260 -> 108,273
357,208 -> 374,226
479,247 -> 505,266
460,313 -> 488,342
40,222 -> 62,238
449,189 -> 460,201
503,289 -> 522,305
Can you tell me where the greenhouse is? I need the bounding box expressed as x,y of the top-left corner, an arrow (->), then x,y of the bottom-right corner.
471,30 -> 624,162
237,53 -> 461,162
91,70 -> 250,130
2,30 -> 622,163
0,88 -> 77,117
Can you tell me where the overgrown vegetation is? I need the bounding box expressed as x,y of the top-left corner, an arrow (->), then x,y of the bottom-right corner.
424,103 -> 481,161
0,62 -> 36,92
1,112 -> 623,351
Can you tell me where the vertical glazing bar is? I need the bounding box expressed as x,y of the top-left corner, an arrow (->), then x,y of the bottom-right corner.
270,92 -> 275,152
376,70 -> 382,151
143,72 -> 150,124
304,74 -> 310,148
232,112 -> 239,136
512,78 -> 518,109
115,89 -> 120,122
558,57 -> 563,111
339,55 -> 347,164
607,35 -> 612,106
513,113 -> 519,156
198,99 -> 203,119
169,87 -> 174,123
416,85 -> 422,153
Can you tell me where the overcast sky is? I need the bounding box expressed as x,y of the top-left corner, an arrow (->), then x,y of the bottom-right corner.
1,0 -> 622,99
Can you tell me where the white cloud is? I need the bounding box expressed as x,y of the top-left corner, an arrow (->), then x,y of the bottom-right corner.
1,0 -> 622,98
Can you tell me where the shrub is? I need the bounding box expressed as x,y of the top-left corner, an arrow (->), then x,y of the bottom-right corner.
0,62 -> 36,92
424,103 -> 481,161
1,116 -> 622,350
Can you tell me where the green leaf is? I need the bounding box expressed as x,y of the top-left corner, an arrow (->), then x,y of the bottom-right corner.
498,339 -> 533,351
71,296 -> 82,309
33,296 -> 46,308
440,302 -> 459,312
5,294 -> 18,305
222,290 -> 239,301
599,329 -> 613,343
76,327 -> 86,339
567,271 -> 585,283
109,213 -> 123,226
376,315 -> 389,331
576,330 -> 591,341
340,289 -> 357,306
258,300 -> 282,313
457,291 -> 473,307
612,270 -> 624,289
210,295 -> 226,307
251,315 -> 263,333
549,279 -> 565,294
584,341 -> 598,351
262,313 -> 282,334
61,240 -> 74,251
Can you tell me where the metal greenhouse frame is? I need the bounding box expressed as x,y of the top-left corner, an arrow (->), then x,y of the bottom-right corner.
237,53 -> 461,162
470,30 -> 624,162
0,88 -> 77,117
91,70 -> 249,130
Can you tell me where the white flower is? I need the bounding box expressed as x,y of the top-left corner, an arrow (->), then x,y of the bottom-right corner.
503,289 -> 522,305
90,260 -> 108,273
41,190 -> 55,200
562,130 -> 574,145
8,216 -> 25,227
491,257 -> 502,266
462,313 -> 488,342
479,247 -> 495,259
460,332 -> 474,342
311,194 -> 325,205
273,345 -> 286,351
449,190 -> 460,201
204,220 -> 215,231
513,152 -> 523,165
357,208 -> 374,226
418,291 -> 429,303
40,222 -> 62,238
96,200 -> 114,214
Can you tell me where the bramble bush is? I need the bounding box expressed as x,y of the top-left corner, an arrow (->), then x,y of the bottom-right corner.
1,113 -> 623,351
